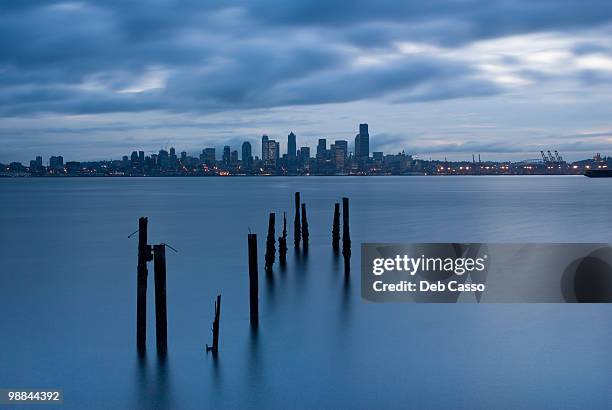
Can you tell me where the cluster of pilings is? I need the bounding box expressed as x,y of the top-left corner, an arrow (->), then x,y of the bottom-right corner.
135,217 -> 168,355
135,192 -> 351,355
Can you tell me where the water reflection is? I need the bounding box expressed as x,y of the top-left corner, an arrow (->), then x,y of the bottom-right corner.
133,350 -> 173,409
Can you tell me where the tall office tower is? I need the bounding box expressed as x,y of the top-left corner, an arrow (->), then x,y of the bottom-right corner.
36,156 -> 43,168
131,151 -> 139,165
158,150 -> 169,168
334,140 -> 348,157
242,141 -> 253,160
316,139 -> 327,160
356,123 -> 369,159
287,132 -> 297,160
138,151 -> 145,164
222,145 -> 231,165
170,147 -> 176,157
180,151 -> 187,162
334,147 -> 346,170
231,150 -> 239,165
203,148 -> 216,165
262,135 -> 269,162
299,146 -> 310,160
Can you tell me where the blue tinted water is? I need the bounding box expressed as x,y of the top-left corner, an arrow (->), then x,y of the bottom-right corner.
0,176 -> 611,409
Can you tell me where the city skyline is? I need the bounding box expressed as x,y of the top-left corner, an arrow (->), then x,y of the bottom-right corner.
2,1 -> 612,163
4,120 -> 609,177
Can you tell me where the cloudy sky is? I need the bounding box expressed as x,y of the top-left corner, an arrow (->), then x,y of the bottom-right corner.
2,0 -> 612,163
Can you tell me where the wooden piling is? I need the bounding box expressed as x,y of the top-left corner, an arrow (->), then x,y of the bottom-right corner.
206,294 -> 221,355
332,203 -> 340,252
153,244 -> 168,353
265,213 -> 276,271
294,192 -> 301,248
136,217 -> 151,352
301,203 -> 309,249
342,197 -> 351,275
248,234 -> 259,327
279,212 -> 288,265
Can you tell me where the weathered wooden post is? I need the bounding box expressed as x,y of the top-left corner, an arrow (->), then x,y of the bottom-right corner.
332,203 -> 340,252
248,234 -> 259,327
136,217 -> 151,352
265,213 -> 276,271
278,212 -> 288,265
301,203 -> 309,249
153,244 -> 168,353
342,197 -> 351,275
206,294 -> 221,355
294,192 -> 301,248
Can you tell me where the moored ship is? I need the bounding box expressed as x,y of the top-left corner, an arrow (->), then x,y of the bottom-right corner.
585,169 -> 612,177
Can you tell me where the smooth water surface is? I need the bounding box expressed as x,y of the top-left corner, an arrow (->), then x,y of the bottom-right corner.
1,176 -> 611,409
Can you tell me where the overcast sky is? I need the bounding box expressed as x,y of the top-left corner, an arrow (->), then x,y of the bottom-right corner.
2,0 -> 612,163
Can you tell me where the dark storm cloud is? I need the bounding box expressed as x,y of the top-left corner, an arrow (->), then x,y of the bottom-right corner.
1,0 -> 612,117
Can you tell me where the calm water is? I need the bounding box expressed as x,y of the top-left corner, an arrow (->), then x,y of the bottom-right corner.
1,176 -> 612,409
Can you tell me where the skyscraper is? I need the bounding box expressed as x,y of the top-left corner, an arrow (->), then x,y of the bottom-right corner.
287,132 -> 296,160
130,151 -> 138,165
355,123 -> 369,159
316,139 -> 327,160
202,148 -> 215,165
334,140 -> 348,157
242,141 -> 253,170
262,135 -> 269,162
222,145 -> 231,165
242,141 -> 252,159
231,150 -> 239,165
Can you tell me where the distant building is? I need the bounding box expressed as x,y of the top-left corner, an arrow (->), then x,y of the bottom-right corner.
287,132 -> 297,160
49,155 -> 64,170
334,140 -> 348,158
158,150 -> 169,169
316,139 -> 327,160
231,150 -> 239,165
354,123 -> 369,159
262,135 -> 279,166
272,141 -> 280,165
242,141 -> 253,169
261,135 -> 269,163
334,147 -> 346,170
201,148 -> 216,165
130,151 -> 139,165
222,146 -> 231,165
298,146 -> 310,161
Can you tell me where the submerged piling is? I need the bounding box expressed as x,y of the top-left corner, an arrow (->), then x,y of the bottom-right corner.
332,203 -> 340,253
136,217 -> 151,352
279,212 -> 288,265
294,192 -> 301,248
248,234 -> 259,327
206,294 -> 221,355
301,203 -> 309,249
342,197 -> 351,275
265,213 -> 276,271
153,244 -> 168,353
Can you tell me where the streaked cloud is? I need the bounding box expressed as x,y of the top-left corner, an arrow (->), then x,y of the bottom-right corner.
1,0 -> 612,161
